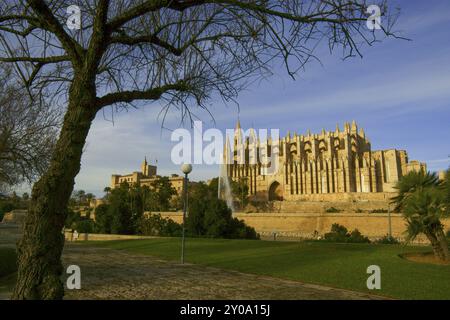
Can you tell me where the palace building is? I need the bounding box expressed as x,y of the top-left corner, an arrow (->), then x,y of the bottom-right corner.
224,121 -> 426,202
110,158 -> 185,194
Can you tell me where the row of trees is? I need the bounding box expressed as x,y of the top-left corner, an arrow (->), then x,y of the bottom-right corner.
66,178 -> 258,240
67,178 -> 177,234
69,190 -> 96,207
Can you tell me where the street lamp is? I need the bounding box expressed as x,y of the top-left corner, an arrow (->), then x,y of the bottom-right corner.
388,203 -> 392,239
180,163 -> 192,264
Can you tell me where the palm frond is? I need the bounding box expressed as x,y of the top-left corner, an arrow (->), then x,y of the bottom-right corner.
391,170 -> 440,212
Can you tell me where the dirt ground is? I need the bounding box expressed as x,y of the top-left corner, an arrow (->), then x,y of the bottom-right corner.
401,252 -> 450,266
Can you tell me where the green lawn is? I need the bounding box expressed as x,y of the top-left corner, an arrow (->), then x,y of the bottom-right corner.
83,238 -> 450,300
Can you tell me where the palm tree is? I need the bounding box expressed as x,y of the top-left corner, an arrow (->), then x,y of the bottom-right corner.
103,187 -> 111,195
392,170 -> 449,261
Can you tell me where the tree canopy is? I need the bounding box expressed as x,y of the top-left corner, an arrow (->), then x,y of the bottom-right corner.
0,0 -> 399,124
0,64 -> 59,192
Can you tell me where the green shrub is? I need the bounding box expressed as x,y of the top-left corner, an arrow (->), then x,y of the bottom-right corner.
375,234 -> 400,244
138,213 -> 182,237
64,208 -> 96,233
347,229 -> 370,243
323,223 -> 370,243
325,207 -> 341,213
187,197 -> 259,240
324,224 -> 349,242
370,209 -> 389,213
76,219 -> 96,233
355,208 -> 364,213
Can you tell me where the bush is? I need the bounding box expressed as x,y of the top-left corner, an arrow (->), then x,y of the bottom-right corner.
138,213 -> 182,237
370,209 -> 389,213
324,223 -> 349,242
325,207 -> 341,213
347,229 -> 370,243
229,218 -> 260,239
187,197 -> 259,240
323,223 -> 370,243
64,208 -> 97,233
375,234 -> 400,244
446,230 -> 450,240
76,219 -> 96,233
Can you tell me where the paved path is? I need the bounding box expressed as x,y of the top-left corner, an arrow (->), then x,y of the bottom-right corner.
63,245 -> 386,300
0,224 -> 21,249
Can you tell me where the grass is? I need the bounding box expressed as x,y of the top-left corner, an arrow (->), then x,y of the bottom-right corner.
83,238 -> 450,300
0,247 -> 17,298
0,247 -> 17,278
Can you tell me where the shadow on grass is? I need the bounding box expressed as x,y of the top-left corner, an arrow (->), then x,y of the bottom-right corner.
0,272 -> 16,300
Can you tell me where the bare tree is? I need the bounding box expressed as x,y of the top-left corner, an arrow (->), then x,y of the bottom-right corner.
0,0 -> 401,299
0,64 -> 59,193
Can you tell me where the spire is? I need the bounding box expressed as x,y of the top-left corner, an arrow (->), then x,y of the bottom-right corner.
235,118 -> 241,130
359,127 -> 365,138
141,156 -> 149,176
335,123 -> 340,134
344,122 -> 350,133
351,120 -> 357,133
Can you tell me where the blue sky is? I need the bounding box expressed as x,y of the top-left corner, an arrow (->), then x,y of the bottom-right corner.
73,0 -> 450,196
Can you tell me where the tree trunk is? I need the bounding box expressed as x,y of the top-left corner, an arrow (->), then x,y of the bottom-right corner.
436,227 -> 449,261
12,79 -> 98,299
424,230 -> 447,262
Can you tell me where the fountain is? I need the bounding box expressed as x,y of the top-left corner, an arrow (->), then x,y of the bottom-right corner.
218,159 -> 234,212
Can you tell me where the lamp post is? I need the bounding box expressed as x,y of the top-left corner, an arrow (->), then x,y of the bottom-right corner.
180,163 -> 192,264
388,203 -> 392,239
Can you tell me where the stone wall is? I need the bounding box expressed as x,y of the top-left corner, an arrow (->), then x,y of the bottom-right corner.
158,211 -> 450,242
64,232 -> 158,242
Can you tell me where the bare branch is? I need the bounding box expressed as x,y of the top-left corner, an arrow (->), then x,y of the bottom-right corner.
96,80 -> 194,108
0,55 -> 70,63
25,0 -> 84,65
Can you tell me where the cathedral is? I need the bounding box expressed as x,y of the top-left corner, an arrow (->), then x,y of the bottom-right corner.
224,121 -> 426,202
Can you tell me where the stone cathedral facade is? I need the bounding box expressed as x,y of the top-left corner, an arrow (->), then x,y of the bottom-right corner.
224,121 -> 426,202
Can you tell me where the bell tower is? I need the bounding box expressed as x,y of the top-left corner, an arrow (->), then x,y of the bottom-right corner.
141,157 -> 149,176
